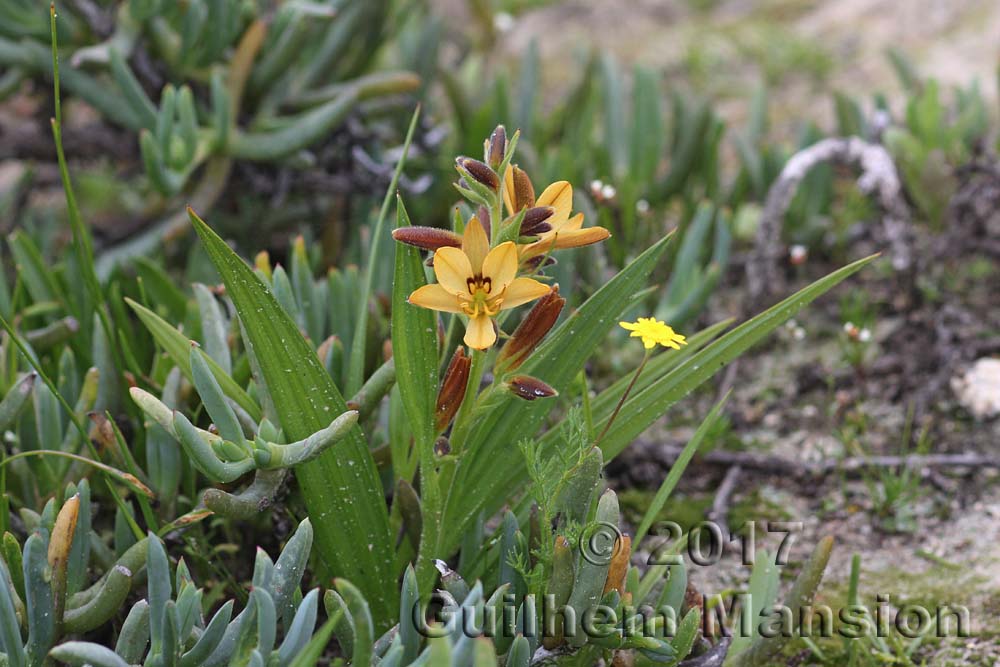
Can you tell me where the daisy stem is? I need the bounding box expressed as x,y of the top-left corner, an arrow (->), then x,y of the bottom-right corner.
594,348 -> 651,447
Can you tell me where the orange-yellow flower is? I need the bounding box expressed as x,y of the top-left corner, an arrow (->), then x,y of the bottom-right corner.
408,217 -> 551,350
504,167 -> 610,261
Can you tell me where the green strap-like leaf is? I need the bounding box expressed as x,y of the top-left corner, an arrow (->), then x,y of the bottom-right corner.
597,254 -> 878,459
189,209 -> 396,630
634,393 -> 729,546
439,234 -> 673,556
126,298 -> 260,422
390,196 -> 438,454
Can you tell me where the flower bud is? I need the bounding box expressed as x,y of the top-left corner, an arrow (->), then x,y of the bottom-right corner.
434,436 -> 451,456
521,254 -> 557,272
435,347 -> 471,432
507,375 -> 558,401
789,244 -> 808,266
486,125 -> 507,169
519,206 -> 554,236
476,205 -> 491,242
496,286 -> 565,372
392,226 -> 463,251
457,156 -> 499,191
511,165 -> 535,211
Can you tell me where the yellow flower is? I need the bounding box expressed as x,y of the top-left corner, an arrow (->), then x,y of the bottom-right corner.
503,167 -> 610,261
619,317 -> 687,350
408,216 -> 551,350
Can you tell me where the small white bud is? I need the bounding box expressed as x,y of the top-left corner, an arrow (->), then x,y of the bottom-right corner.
601,184 -> 617,200
858,328 -> 872,343
636,199 -> 650,214
493,11 -> 514,32
793,327 -> 806,341
789,244 -> 808,265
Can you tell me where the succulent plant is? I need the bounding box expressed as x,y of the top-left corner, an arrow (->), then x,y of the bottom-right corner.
129,344 -> 359,519
0,0 -> 422,273
0,480 -> 152,666
46,517 -> 319,667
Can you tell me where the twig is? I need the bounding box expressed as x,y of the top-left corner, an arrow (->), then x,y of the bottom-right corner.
746,136 -> 913,310
642,442 -> 997,478
707,465 -> 742,537
679,637 -> 731,667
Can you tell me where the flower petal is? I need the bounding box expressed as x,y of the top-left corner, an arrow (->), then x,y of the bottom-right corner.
462,216 -> 490,274
503,165 -> 516,216
433,247 -> 473,296
464,314 -> 497,349
535,181 -> 573,225
501,278 -> 551,309
408,284 -> 463,313
481,242 -> 518,293
562,212 -> 585,232
548,227 -> 611,252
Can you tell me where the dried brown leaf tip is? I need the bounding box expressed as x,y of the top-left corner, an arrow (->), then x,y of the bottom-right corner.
496,286 -> 565,372
392,226 -> 463,252
507,375 -> 558,401
48,494 -> 80,569
435,347 -> 471,432
603,534 -> 631,595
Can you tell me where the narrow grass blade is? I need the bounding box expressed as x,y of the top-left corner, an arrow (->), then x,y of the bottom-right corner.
597,255 -> 878,459
634,393 -> 729,546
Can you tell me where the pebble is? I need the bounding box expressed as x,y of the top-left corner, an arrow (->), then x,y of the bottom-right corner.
951,358 -> 1000,419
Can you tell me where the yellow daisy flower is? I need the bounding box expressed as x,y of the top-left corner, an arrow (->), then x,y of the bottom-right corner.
619,317 -> 687,350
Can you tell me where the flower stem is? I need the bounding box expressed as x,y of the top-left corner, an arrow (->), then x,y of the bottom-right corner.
594,349 -> 650,447
448,348 -> 488,452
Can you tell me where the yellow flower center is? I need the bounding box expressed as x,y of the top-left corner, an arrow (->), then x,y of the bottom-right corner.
461,275 -> 502,317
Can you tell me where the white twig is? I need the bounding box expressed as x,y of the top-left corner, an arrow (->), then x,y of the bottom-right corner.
747,136 -> 913,307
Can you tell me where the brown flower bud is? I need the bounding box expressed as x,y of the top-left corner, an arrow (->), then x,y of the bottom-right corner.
511,165 -> 535,211
496,286 -> 565,372
434,436 -> 451,456
487,125 -> 507,169
435,347 -> 471,432
457,157 -> 499,191
507,375 -> 558,401
392,226 -> 463,251
520,206 -> 555,236
521,255 -> 557,272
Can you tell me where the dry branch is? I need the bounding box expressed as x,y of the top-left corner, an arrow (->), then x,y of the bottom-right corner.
746,136 -> 913,309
